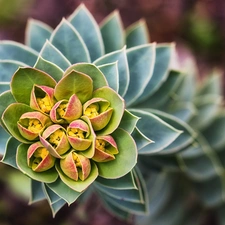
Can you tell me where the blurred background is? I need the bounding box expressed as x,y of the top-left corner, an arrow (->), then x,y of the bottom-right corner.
0,0 -> 225,224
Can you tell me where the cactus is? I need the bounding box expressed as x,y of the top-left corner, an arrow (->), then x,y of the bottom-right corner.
0,3 -> 224,224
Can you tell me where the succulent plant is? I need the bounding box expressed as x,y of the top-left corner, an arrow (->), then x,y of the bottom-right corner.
1,3 -> 225,224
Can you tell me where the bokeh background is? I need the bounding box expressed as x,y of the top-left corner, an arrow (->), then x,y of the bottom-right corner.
0,0 -> 225,224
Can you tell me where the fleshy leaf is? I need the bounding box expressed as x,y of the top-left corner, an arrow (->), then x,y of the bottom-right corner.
100,10 -> 124,53
94,46 -> 129,97
64,63 -> 107,90
29,180 -> 46,203
0,126 -> 10,155
98,62 -> 119,92
0,41 -> 38,66
50,19 -> 90,64
138,44 -> 174,102
1,137 -> 20,168
16,143 -> 58,183
96,170 -> 137,190
96,128 -> 137,179
125,43 -> 156,106
54,70 -> 93,103
34,56 -> 64,82
126,19 -> 150,48
43,184 -> 62,204
119,109 -> 140,133
68,4 -> 104,61
92,86 -> 125,135
25,19 -> 53,52
39,40 -> 71,71
47,178 -> 82,205
2,103 -> 34,143
11,67 -> 56,105
129,109 -> 182,154
55,161 -> 98,192
50,199 -> 67,217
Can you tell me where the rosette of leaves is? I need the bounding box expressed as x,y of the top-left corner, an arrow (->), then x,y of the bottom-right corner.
0,3 -> 212,222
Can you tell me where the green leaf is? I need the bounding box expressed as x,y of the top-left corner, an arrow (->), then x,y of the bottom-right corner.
1,137 -> 19,168
2,103 -> 34,143
68,4 -> 104,61
138,44 -> 174,102
202,113 -> 225,150
0,60 -> 27,82
0,126 -> 10,155
55,160 -> 98,192
16,143 -> 58,183
97,128 -> 137,179
50,19 -> 90,64
129,109 -> 182,154
11,67 -> 56,105
47,178 -> 82,205
96,170 -> 137,190
64,63 -> 107,90
34,56 -> 64,82
29,180 -> 46,203
125,43 -> 156,106
100,10 -> 124,53
25,19 -> 53,52
54,70 -> 93,103
94,47 -> 129,97
98,62 -> 119,92
0,41 -> 38,66
40,40 -> 71,71
126,19 -> 150,48
149,109 -> 197,154
0,83 -> 9,94
119,109 -> 140,134
92,87 -> 125,135
190,94 -> 222,130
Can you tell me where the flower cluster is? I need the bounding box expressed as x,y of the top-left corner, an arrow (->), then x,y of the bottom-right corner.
1,63 -> 132,191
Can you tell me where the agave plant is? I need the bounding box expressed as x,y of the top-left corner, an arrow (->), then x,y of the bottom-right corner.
1,3 -> 224,224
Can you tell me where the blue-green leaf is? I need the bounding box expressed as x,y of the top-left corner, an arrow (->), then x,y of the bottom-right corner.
0,41 -> 38,66
47,178 -> 82,205
68,4 -> 104,61
40,40 -> 71,71
43,184 -> 62,204
50,19 -> 90,64
94,47 -> 129,97
100,10 -> 124,53
50,198 -> 67,217
138,44 -> 174,102
98,62 -> 119,92
0,126 -> 10,155
34,56 -> 64,82
129,109 -> 182,154
29,180 -> 46,203
25,19 -> 53,52
125,43 -> 156,106
126,19 -> 150,48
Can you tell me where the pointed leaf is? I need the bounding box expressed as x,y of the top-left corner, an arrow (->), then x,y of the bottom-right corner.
68,4 -> 104,61
50,199 -> 67,217
30,180 -> 46,203
125,43 -> 156,106
11,67 -> 56,105
119,109 -> 140,133
100,10 -> 124,53
138,44 -> 174,102
64,63 -> 107,90
43,184 -> 62,204
55,161 -> 98,192
40,41 -> 71,71
126,19 -> 150,48
98,62 -> 119,92
129,109 -> 182,154
25,19 -> 53,52
50,19 -> 90,64
0,126 -> 10,155
47,178 -> 82,205
2,137 -> 20,168
16,143 -> 58,183
97,128 -> 137,179
34,56 -> 64,82
96,170 -> 137,190
94,47 -> 129,97
0,41 -> 38,66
